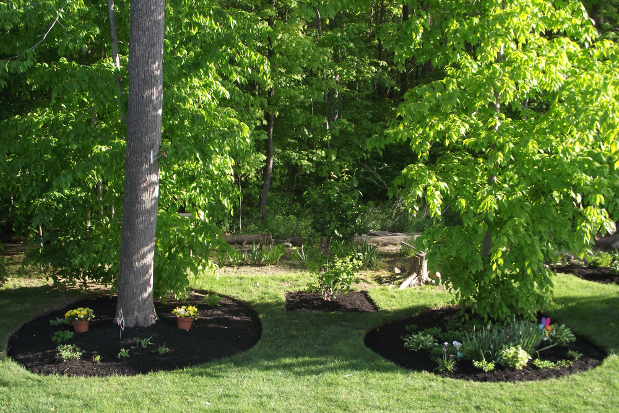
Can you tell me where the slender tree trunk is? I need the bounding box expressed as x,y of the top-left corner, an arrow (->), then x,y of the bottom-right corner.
259,0 -> 276,218
259,97 -> 274,217
108,0 -> 126,123
482,45 -> 504,257
117,0 -> 164,328
400,5 -> 409,97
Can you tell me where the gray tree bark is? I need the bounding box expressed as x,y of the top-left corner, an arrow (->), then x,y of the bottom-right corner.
116,0 -> 164,328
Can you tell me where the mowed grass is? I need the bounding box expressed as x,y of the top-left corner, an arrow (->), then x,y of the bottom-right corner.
0,264 -> 618,412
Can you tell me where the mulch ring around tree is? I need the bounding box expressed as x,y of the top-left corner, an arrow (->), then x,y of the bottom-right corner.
364,307 -> 607,383
284,291 -> 378,312
7,291 -> 262,377
552,265 -> 619,285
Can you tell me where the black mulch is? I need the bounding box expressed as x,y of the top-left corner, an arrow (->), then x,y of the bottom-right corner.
364,306 -> 607,382
284,291 -> 378,312
552,265 -> 619,285
7,291 -> 262,377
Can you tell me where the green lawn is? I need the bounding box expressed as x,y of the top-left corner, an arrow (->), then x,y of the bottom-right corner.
0,269 -> 618,412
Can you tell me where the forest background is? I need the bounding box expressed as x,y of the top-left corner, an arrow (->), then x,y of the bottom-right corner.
1,0 -> 619,321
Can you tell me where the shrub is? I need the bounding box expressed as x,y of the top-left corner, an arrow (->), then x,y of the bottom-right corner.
402,332 -> 437,351
549,324 -> 576,347
498,346 -> 531,370
588,251 -> 614,268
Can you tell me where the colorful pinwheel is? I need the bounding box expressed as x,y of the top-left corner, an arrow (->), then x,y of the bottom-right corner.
539,317 -> 552,337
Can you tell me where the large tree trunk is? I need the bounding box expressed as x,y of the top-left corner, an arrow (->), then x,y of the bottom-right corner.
117,0 -> 164,328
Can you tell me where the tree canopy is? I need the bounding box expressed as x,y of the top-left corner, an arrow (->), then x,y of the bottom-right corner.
1,0 -> 618,321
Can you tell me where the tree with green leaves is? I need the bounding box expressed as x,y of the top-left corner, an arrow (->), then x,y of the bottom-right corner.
373,0 -> 619,320
0,0 -> 267,315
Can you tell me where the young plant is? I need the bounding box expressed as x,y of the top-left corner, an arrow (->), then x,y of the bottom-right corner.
153,345 -> 169,355
567,350 -> 583,360
202,293 -> 223,307
498,346 -> 531,370
460,323 -> 510,363
91,351 -> 101,363
472,358 -> 495,372
504,320 -> 546,354
402,332 -> 437,351
549,324 -> 576,347
49,317 -> 71,326
131,336 -> 153,349
51,330 -> 74,343
316,256 -> 361,301
355,237 -> 379,269
265,243 -> 286,265
433,342 -> 457,372
56,344 -> 83,362
117,348 -> 130,359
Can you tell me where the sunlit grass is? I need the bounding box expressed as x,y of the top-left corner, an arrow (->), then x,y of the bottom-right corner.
0,262 -> 618,412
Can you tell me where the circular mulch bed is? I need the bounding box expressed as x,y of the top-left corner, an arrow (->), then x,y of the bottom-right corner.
552,265 -> 619,285
364,307 -> 607,382
285,291 -> 378,312
7,291 -> 262,377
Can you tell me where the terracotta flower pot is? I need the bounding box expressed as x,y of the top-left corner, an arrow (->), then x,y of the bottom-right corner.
177,317 -> 194,330
72,320 -> 89,333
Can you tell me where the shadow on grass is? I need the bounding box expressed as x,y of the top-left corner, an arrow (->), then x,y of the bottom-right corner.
0,284 -> 94,353
549,293 -> 619,354
181,300 -> 437,378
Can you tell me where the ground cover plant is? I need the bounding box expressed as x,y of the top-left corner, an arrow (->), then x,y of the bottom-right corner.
1,247 -> 618,412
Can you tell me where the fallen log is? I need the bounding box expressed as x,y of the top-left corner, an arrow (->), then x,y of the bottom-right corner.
354,233 -> 421,246
223,233 -> 273,245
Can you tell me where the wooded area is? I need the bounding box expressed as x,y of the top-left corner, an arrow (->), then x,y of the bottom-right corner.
1,0 -> 619,322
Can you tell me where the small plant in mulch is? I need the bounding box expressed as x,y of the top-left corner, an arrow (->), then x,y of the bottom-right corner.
401,316 -> 577,373
51,330 -> 74,343
305,240 -> 362,301
56,344 -> 83,362
202,293 -> 223,307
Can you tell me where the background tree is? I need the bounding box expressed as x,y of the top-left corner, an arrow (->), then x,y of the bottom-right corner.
373,0 -> 619,320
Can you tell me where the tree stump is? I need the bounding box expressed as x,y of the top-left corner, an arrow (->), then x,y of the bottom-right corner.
399,252 -> 432,289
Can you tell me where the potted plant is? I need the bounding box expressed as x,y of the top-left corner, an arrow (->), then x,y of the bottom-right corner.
172,305 -> 198,330
64,307 -> 95,333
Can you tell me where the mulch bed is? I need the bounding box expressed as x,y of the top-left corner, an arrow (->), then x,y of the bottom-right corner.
364,306 -> 607,382
7,291 -> 262,377
284,291 -> 378,312
552,265 -> 619,285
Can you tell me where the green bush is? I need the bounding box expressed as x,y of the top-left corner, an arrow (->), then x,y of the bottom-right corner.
402,332 -> 437,351
306,241 -> 361,301
498,346 -> 531,370
305,174 -> 368,242
588,251 -> 614,268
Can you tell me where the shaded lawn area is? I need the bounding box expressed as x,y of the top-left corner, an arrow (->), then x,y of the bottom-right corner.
0,269 -> 618,412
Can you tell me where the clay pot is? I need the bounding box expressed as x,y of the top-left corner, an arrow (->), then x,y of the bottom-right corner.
72,320 -> 89,333
177,317 -> 194,330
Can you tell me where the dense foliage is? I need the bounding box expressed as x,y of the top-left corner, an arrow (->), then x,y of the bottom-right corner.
2,0 -> 618,319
